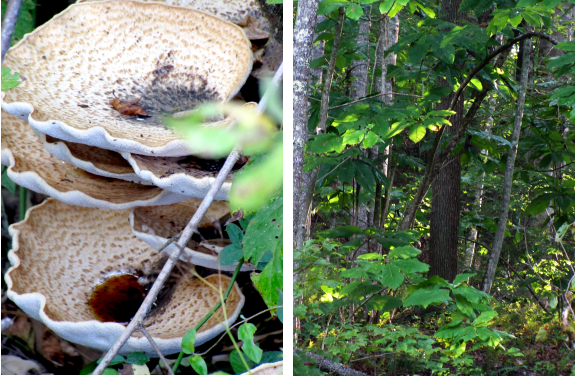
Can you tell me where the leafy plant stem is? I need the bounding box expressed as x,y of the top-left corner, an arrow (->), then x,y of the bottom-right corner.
172,258 -> 245,374
18,185 -> 26,221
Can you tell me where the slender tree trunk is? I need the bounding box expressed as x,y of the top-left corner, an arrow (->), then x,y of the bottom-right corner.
293,0 -> 321,243
464,96 -> 494,268
428,0 -> 465,282
295,8 -> 346,250
482,37 -> 532,293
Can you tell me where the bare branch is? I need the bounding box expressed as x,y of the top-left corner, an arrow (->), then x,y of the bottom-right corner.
1,0 -> 22,64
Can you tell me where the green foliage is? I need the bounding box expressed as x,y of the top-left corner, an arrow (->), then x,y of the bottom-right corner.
1,166 -> 15,195
125,352 -> 149,365
189,355 -> 208,374
1,67 -> 22,91
238,323 -> 263,363
181,329 -> 196,354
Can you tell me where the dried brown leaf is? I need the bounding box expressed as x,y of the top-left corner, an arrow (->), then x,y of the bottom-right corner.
109,98 -> 150,117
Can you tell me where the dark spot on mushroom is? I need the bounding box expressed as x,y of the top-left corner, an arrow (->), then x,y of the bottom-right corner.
78,104 -> 89,108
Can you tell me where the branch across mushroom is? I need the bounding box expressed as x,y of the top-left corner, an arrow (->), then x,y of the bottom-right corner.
1,0 -> 253,157
5,198 -> 245,355
1,110 -> 186,209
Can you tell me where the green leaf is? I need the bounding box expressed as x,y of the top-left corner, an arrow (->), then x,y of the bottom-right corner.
354,160 -> 376,192
379,0 -> 395,13
379,264 -> 404,290
454,294 -> 474,316
525,193 -> 554,215
341,267 -> 370,278
517,0 -> 539,7
535,328 -> 548,341
388,245 -> 421,259
252,250 -> 282,312
189,355 -> 208,374
408,123 -> 426,143
319,225 -> 365,238
452,273 -> 476,286
403,288 -> 451,308
102,369 -> 119,375
1,167 -> 15,195
230,349 -> 255,374
459,0 -> 492,13
243,194 -> 282,265
219,244 -> 244,265
408,36 -> 430,65
472,311 -> 498,326
366,295 -> 403,311
469,78 -> 483,91
362,131 -> 379,149
392,259 -> 429,274
555,41 -> 575,51
1,67 -> 22,91
239,323 -> 263,364
226,223 -> 244,245
335,55 -> 347,70
388,0 -> 409,17
337,160 -> 356,183
182,329 -> 197,354
346,3 -> 364,20
452,286 -> 491,303
97,355 -> 125,366
80,361 -> 98,375
126,352 -> 150,365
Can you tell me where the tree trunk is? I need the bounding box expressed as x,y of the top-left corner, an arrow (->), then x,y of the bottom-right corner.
293,0 -> 321,243
295,8 -> 346,250
482,37 -> 532,293
464,96 -> 494,268
428,0 -> 465,282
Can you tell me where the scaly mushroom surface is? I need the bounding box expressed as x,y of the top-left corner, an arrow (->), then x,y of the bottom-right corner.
5,199 -> 245,355
1,0 -> 253,157
1,110 -> 186,209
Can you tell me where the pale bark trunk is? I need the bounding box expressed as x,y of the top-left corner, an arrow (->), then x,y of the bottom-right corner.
293,0 -> 321,243
464,96 -> 494,268
482,37 -> 532,293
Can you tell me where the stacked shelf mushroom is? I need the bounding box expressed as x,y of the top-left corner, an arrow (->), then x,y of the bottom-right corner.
1,0 -> 282,369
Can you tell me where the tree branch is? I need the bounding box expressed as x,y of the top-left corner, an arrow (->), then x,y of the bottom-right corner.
1,0 -> 22,64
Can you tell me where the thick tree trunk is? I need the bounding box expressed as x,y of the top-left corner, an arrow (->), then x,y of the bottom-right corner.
464,96 -> 494,268
482,37 -> 532,293
295,8 -> 346,250
293,0 -> 321,243
428,0 -> 465,282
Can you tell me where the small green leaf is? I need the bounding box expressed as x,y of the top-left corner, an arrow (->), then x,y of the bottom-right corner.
219,244 -> 244,265
454,294 -> 474,316
535,328 -> 548,341
346,3 -> 364,20
388,245 -> 421,259
126,352 -> 150,365
379,0 -> 395,13
243,194 -> 282,265
182,329 -> 197,354
335,55 -> 347,70
230,349 -> 255,374
226,223 -> 244,245
469,78 -> 483,91
239,323 -> 263,364
392,259 -> 429,274
97,355 -> 125,366
80,361 -> 98,375
403,288 -> 451,308
472,311 -> 498,327
102,369 -> 119,375
408,123 -> 426,143
1,167 -> 16,195
452,273 -> 476,286
190,355 -> 208,375
1,67 -> 22,91
366,295 -> 403,312
379,264 -> 404,290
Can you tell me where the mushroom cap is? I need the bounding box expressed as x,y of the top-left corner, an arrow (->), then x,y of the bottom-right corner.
1,0 -> 253,157
38,132 -> 151,184
130,199 -> 254,271
1,110 -> 186,209
240,361 -> 284,375
5,198 -> 245,356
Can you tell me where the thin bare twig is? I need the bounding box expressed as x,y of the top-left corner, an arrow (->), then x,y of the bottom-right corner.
137,325 -> 175,375
1,0 -> 22,64
93,62 -> 283,375
328,92 -> 422,110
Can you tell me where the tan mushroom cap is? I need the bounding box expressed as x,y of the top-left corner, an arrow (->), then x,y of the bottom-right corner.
1,0 -> 253,157
5,199 -> 245,355
1,110 -> 186,209
240,361 -> 284,375
38,132 -> 150,184
130,199 -> 254,271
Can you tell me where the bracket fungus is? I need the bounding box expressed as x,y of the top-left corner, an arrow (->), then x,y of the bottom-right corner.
5,199 -> 245,355
130,199 -> 254,271
1,0 -> 254,157
1,110 -> 186,209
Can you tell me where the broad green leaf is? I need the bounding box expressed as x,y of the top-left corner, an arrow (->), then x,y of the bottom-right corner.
337,160 -> 356,183
341,267 -> 370,278
219,244 -> 244,265
388,245 -> 421,259
336,56 -> 347,70
459,0 -> 492,13
403,288 -> 451,308
548,52 -> 575,69
366,295 -> 403,311
346,3 -> 364,20
238,323 -> 263,364
408,36 -> 430,65
517,0 -> 539,7
388,0 -> 409,17
472,311 -> 498,327
252,250 -> 283,312
452,273 -> 476,286
452,286 -> 491,304
392,259 -> 429,273
555,41 -> 575,51
102,369 -> 119,375
319,225 -> 365,238
454,294 -> 474,316
230,349 -> 255,374
1,167 -> 15,195
1,67 -> 21,91
408,123 -> 426,143
454,326 -> 479,342
357,253 -> 384,260
379,264 -> 404,290
126,352 -> 150,365
469,78 -> 483,91
362,131 -> 379,148
80,361 -> 98,375
226,223 -> 244,245
525,193 -> 555,215
535,328 -> 548,341
342,129 -> 367,145
354,160 -> 376,192
243,194 -> 282,265
182,329 -> 197,354
379,0 -> 395,13
190,355 -> 208,375
550,86 -> 575,100
425,110 -> 456,118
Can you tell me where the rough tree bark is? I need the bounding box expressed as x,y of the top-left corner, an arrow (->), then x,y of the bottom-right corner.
295,8 -> 346,250
293,0 -> 321,244
482,37 -> 532,293
428,0 -> 465,282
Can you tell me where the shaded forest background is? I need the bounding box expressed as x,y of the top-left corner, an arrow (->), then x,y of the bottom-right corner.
293,0 -> 575,374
